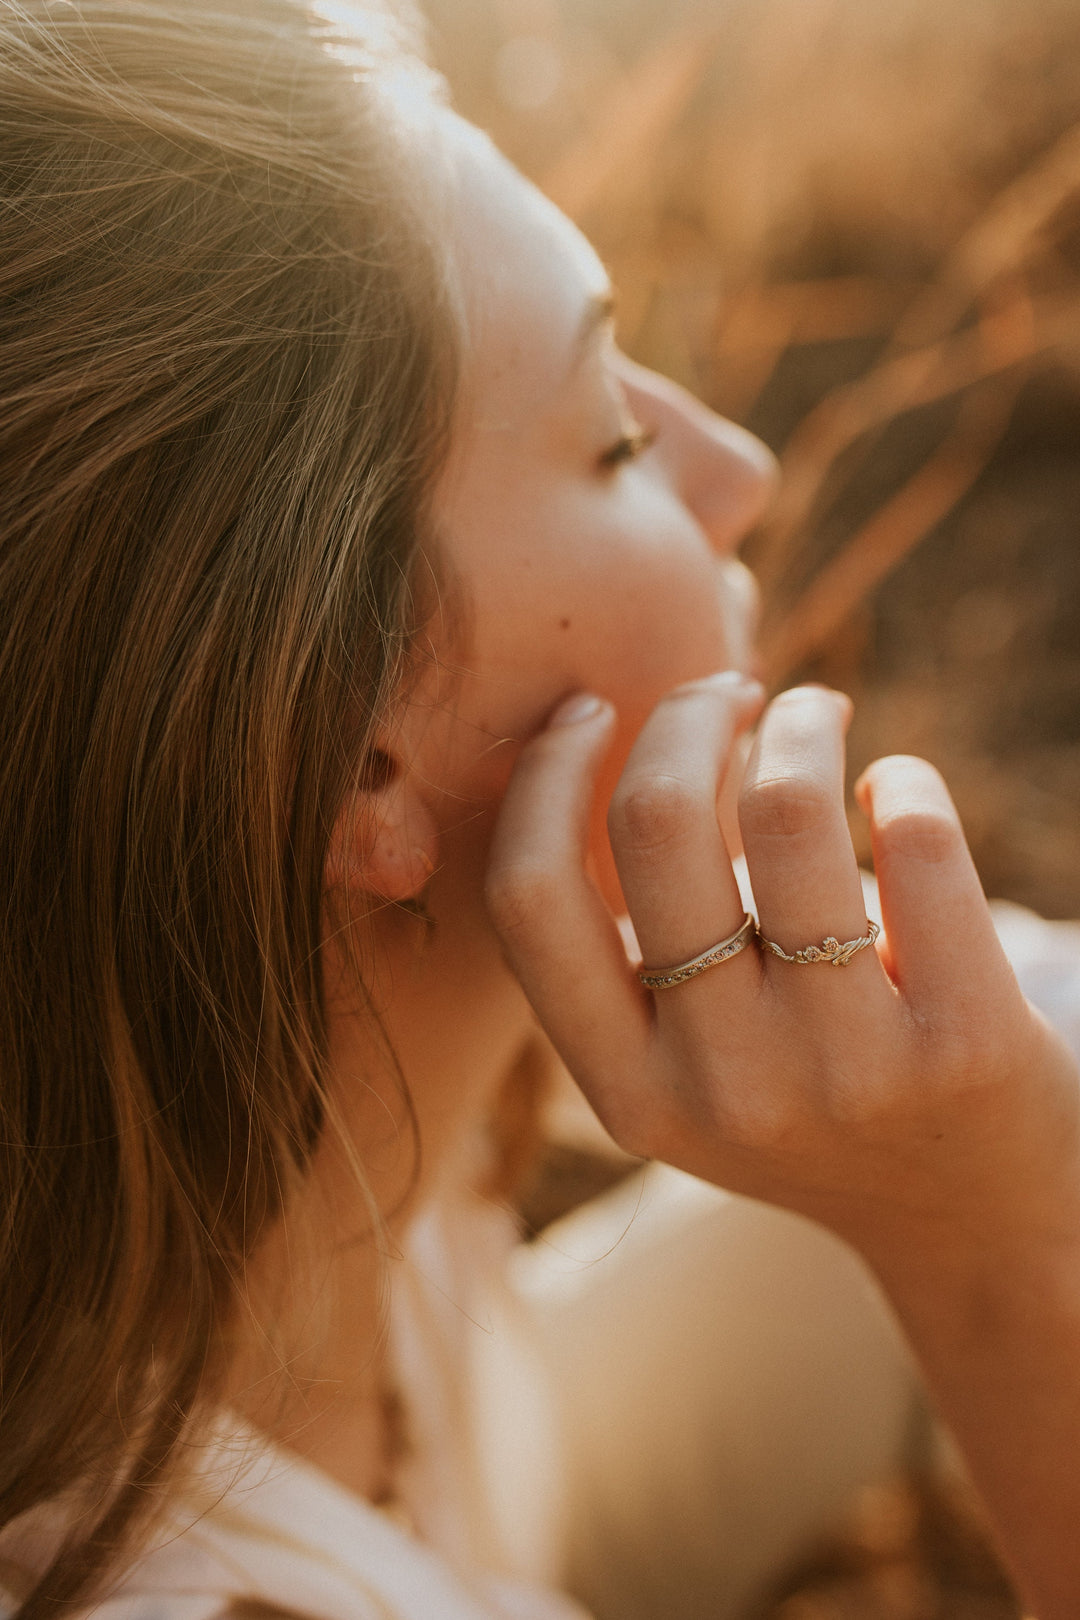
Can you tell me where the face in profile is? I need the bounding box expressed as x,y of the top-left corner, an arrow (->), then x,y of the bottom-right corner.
409,118 -> 776,851
323,112 -> 780,1208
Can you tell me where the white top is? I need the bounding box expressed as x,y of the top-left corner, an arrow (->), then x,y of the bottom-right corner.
74,1420 -> 588,1620
4,894 -> 1080,1620
0,1186 -> 591,1620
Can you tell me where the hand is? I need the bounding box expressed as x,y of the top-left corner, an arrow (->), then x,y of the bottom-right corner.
485,673 -> 1080,1285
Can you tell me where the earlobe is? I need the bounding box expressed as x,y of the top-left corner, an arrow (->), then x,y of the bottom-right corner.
326,754 -> 439,903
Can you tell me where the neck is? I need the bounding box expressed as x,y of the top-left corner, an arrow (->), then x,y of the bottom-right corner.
227,835 -> 537,1502
224,1171 -> 395,1500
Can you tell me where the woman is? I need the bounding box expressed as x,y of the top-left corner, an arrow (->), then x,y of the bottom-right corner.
1,3 -> 1078,1618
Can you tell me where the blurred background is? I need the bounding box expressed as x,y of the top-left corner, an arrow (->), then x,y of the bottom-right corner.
423,0 -> 1080,920
421,2 -> 1080,1615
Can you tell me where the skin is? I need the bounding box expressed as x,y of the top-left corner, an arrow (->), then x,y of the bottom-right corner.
490,689 -> 1080,1620
400,116 -> 775,910
241,113 -> 775,1497
250,116 -> 1080,1620
244,110 -> 775,1510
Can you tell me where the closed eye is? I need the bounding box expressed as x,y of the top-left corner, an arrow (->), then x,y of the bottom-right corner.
598,425 -> 657,469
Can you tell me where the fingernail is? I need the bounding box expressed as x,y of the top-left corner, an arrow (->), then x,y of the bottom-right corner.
693,670 -> 765,698
548,692 -> 607,727
777,683 -> 849,709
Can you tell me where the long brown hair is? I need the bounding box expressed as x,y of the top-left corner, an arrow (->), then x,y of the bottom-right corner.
0,1 -> 456,1608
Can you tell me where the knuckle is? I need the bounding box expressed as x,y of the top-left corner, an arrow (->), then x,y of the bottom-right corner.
600,1109 -> 652,1162
930,1018 -> 1001,1089
711,1075 -> 802,1152
483,861 -> 558,938
878,806 -> 962,867
587,1067 -> 690,1162
609,773 -> 703,855
585,1087 -> 655,1160
729,1101 -> 800,1156
739,773 -> 832,842
821,1071 -> 890,1129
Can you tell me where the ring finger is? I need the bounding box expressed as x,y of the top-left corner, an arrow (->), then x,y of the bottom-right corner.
738,686 -> 884,985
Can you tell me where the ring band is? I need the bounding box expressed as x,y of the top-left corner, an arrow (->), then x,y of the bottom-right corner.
756,919 -> 880,967
637,911 -> 756,990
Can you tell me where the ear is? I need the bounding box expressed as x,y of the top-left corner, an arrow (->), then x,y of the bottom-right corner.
326,747 -> 440,902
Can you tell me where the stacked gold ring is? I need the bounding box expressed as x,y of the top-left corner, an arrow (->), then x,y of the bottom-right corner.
637,910 -> 756,990
637,913 -> 881,990
756,919 -> 879,966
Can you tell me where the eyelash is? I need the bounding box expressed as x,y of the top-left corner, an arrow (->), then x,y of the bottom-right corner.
598,425 -> 657,470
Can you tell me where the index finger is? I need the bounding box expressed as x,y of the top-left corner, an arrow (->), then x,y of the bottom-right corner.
486,694 -> 651,1099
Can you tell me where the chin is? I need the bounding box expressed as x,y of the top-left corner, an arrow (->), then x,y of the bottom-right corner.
718,562 -> 760,677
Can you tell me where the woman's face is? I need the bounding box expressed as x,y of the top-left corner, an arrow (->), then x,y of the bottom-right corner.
409,116 -> 778,889
322,116 -> 782,1223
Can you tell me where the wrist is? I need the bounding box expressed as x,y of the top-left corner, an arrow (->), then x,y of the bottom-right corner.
864,1218 -> 1080,1359
860,1217 -> 1080,1620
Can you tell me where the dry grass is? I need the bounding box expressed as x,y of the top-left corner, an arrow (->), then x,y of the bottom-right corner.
424,1 -> 1080,1612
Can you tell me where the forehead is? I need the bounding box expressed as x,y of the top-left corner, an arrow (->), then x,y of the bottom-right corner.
439,115 -> 611,428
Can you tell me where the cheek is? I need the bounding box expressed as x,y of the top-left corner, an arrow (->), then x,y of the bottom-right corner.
488,489 -> 733,697
569,543 -> 735,723
542,500 -> 749,911
431,478 -> 748,839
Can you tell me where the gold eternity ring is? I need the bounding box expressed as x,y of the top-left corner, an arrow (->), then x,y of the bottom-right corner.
637,910 -> 757,990
756,919 -> 880,967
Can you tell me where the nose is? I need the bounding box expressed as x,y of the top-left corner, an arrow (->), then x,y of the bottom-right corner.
622,357 -> 779,552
